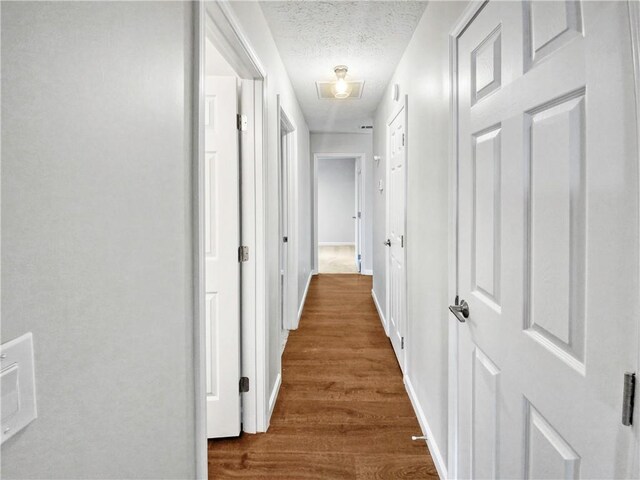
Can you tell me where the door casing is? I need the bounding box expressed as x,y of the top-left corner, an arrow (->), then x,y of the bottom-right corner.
312,152 -> 366,275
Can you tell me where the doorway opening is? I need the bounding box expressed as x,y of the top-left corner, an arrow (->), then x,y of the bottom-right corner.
195,3 -> 269,473
278,104 -> 296,346
313,153 -> 364,275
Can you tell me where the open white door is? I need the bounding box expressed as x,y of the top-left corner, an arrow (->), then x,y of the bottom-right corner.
205,75 -> 241,439
387,105 -> 407,370
453,2 -> 639,477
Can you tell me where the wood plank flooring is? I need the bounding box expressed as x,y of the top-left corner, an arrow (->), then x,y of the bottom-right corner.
208,274 -> 438,479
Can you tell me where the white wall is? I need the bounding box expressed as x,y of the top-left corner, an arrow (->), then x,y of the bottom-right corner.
226,2 -> 312,421
310,133 -> 373,273
318,158 -> 356,244
372,1 -> 468,475
1,2 -> 197,478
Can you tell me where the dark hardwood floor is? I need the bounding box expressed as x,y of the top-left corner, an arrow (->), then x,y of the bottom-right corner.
208,274 -> 439,479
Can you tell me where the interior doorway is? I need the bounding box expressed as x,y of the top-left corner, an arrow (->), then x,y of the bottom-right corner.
313,153 -> 364,274
195,3 -> 269,471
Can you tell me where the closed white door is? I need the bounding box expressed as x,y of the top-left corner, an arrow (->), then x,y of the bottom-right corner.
388,107 -> 407,370
205,76 -> 241,439
454,2 -> 639,478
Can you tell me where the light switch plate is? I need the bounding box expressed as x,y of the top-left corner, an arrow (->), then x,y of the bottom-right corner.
1,332 -> 37,443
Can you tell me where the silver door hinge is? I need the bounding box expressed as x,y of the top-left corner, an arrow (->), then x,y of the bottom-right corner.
237,114 -> 247,132
401,337 -> 405,349
401,235 -> 404,248
238,246 -> 249,262
622,372 -> 635,426
239,377 -> 250,393
358,211 -> 362,219
402,133 -> 405,146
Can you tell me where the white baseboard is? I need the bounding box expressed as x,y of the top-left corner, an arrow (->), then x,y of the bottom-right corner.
268,372 -> 282,421
404,375 -> 448,480
318,242 -> 356,246
371,288 -> 388,336
362,269 -> 373,276
297,271 -> 313,323
280,330 -> 289,354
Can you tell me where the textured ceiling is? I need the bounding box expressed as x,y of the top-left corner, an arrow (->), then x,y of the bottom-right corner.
260,1 -> 427,133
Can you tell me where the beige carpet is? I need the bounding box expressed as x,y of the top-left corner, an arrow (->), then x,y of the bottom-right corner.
318,245 -> 359,274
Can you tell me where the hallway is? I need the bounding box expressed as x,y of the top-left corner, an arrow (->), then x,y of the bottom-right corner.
209,275 -> 437,479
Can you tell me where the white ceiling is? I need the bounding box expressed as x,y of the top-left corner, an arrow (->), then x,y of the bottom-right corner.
260,1 -> 428,133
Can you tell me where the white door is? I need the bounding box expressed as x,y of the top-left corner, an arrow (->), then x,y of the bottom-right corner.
387,107 -> 406,370
279,129 -> 289,333
205,76 -> 241,439
454,2 -> 639,478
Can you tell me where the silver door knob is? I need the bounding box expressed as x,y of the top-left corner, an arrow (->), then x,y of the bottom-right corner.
384,239 -> 391,247
449,299 -> 469,323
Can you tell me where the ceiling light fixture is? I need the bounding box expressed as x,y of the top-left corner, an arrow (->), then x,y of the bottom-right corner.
332,65 -> 351,99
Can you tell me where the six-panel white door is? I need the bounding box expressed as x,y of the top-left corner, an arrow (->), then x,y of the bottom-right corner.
388,106 -> 407,370
455,2 -> 639,478
205,76 -> 241,439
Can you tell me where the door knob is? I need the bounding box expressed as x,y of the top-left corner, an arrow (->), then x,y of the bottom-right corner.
384,239 -> 391,247
449,299 -> 469,323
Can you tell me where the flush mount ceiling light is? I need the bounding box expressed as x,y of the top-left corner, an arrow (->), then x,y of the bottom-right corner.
315,65 -> 365,100
332,65 -> 350,99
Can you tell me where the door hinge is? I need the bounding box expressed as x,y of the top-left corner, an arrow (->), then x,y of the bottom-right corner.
622,372 -> 636,426
237,114 -> 248,132
401,235 -> 404,248
239,376 -> 250,393
283,236 -> 288,243
238,246 -> 249,263
358,211 -> 362,219
402,133 -> 405,146
401,337 -> 405,349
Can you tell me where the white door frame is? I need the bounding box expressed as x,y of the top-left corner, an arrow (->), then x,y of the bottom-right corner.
194,2 -> 269,476
312,152 -> 366,273
448,2 -> 640,476
277,101 -> 298,333
447,4 -> 486,477
385,96 -> 408,372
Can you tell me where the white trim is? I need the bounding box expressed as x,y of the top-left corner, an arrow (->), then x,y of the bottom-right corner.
405,375 -> 448,480
362,269 -> 373,276
297,271 -> 313,323
280,330 -> 289,354
318,242 -> 356,247
371,288 -> 388,336
268,373 -> 282,419
191,2 -> 207,477
278,102 -> 299,332
447,4 -> 486,476
312,152 -> 367,274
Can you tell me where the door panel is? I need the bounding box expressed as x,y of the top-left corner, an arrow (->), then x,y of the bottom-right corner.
388,108 -> 406,369
455,2 -> 639,478
205,76 -> 240,439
